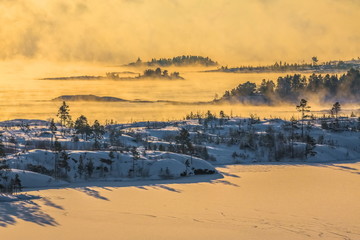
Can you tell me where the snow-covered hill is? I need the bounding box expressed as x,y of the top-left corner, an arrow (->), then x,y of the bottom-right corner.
0,115 -> 359,190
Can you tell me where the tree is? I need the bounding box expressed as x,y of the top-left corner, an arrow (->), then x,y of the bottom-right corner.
312,56 -> 318,66
232,151 -> 239,162
290,116 -> 297,158
155,67 -> 162,76
49,118 -> 57,147
259,79 -> 275,97
13,174 -> 22,194
58,150 -> 70,178
52,138 -> 62,178
276,76 -> 292,99
77,155 -> 85,179
74,115 -> 92,140
158,144 -> 165,151
86,159 -> 94,178
130,147 -> 140,177
57,101 -> 71,127
296,99 -> 311,139
235,81 -> 257,96
163,70 -> 169,78
92,120 -> 105,139
331,102 -> 341,119
175,128 -> 193,154
53,138 -> 62,152
305,135 -> 316,158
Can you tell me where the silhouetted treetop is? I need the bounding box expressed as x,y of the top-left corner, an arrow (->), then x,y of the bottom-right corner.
127,55 -> 218,67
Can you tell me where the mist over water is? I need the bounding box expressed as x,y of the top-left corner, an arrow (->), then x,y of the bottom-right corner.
1,0 -> 360,65
0,0 -> 359,122
0,61 -> 355,123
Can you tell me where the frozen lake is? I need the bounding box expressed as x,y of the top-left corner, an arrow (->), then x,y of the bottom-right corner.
1,162 -> 360,240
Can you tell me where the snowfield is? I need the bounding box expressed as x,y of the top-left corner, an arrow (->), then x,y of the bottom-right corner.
0,116 -> 359,239
1,163 -> 359,240
0,116 -> 359,190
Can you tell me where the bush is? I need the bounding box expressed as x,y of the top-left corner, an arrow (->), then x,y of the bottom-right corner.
26,164 -> 52,175
193,169 -> 216,175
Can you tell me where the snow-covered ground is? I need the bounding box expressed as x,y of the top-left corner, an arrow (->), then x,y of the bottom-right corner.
1,162 -> 359,240
0,116 -> 359,190
1,117 -> 359,239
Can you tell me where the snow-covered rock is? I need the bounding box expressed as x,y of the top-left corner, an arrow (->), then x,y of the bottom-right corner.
149,159 -> 186,179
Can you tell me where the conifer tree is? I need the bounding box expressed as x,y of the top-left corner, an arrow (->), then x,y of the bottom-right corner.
49,118 -> 57,147
86,159 -> 94,178
331,102 -> 341,119
74,115 -> 92,140
58,150 -> 70,177
57,101 -> 71,127
77,155 -> 84,179
296,99 -> 311,139
175,128 -> 193,154
13,174 -> 22,194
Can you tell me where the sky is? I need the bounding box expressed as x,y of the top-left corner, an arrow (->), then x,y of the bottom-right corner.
1,0 -> 360,65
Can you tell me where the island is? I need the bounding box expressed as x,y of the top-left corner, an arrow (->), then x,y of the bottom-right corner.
40,68 -> 184,81
126,55 -> 218,67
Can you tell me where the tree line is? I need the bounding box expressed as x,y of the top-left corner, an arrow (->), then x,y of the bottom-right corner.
216,57 -> 360,73
220,68 -> 360,104
142,68 -> 182,79
127,55 -> 218,67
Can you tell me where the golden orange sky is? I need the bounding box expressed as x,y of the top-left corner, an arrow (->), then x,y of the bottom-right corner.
1,0 -> 360,65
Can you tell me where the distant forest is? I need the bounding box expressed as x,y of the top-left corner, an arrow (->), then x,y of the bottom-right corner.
212,57 -> 360,73
218,68 -> 360,104
127,55 -> 218,67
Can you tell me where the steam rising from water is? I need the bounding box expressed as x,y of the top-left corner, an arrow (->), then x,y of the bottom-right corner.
0,0 -> 359,122
1,0 -> 360,65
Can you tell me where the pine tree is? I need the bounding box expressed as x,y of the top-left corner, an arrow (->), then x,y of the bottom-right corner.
290,116 -> 297,158
14,174 -> 22,194
53,139 -> 62,178
57,101 -> 71,127
86,159 -> 94,178
296,99 -> 311,139
131,147 -> 140,177
92,120 -> 105,139
49,118 -> 57,148
305,136 -> 316,158
331,102 -> 341,119
175,128 -> 193,154
58,150 -> 70,177
74,115 -> 91,140
77,155 -> 84,179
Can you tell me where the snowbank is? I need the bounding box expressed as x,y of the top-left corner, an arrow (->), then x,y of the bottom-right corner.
148,159 -> 186,178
